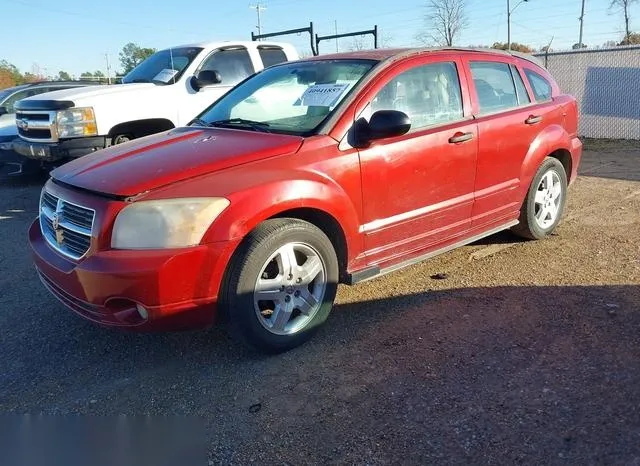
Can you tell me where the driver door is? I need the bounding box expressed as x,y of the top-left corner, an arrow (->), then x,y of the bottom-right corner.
178,47 -> 256,125
354,55 -> 478,265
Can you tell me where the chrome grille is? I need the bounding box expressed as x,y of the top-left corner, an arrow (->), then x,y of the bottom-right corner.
39,190 -> 95,260
16,111 -> 58,142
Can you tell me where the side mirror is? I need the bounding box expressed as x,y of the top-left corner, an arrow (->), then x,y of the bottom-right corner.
366,110 -> 412,141
0,107 -> 7,116
190,70 -> 222,90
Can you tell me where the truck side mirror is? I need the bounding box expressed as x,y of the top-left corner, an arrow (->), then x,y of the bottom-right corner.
0,107 -> 7,116
191,70 -> 222,90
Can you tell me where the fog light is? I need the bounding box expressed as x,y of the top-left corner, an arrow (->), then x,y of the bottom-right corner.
136,304 -> 149,320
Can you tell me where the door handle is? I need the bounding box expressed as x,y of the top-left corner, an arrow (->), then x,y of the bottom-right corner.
448,132 -> 474,144
525,115 -> 543,125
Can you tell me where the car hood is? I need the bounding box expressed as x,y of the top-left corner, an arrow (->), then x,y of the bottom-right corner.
19,83 -> 156,105
51,127 -> 304,197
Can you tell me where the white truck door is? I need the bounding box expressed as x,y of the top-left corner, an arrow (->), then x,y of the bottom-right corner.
177,46 -> 260,125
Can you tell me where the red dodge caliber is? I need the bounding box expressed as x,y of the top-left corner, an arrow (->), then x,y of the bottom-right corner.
29,47 -> 582,352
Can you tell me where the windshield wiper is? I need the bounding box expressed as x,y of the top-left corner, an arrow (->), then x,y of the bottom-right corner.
189,118 -> 210,127
208,118 -> 272,133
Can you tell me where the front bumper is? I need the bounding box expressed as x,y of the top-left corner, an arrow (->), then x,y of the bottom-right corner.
13,136 -> 107,162
29,219 -> 236,331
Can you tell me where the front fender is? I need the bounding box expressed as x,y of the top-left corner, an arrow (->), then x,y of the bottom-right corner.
519,124 -> 571,197
201,173 -> 362,263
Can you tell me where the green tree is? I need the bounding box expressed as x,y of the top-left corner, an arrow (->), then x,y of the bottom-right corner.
57,71 -> 72,81
80,71 -> 95,79
0,60 -> 24,88
119,42 -> 157,74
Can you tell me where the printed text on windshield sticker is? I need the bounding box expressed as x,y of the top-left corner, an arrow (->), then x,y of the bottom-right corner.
295,83 -> 350,107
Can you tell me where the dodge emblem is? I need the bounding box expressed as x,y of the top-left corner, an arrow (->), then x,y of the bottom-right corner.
51,211 -> 60,230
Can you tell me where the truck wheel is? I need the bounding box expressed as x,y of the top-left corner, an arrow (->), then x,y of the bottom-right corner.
220,218 -> 339,353
112,134 -> 133,145
512,157 -> 568,240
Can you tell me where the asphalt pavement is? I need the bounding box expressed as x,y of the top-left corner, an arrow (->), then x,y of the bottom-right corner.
1,141 -> 639,465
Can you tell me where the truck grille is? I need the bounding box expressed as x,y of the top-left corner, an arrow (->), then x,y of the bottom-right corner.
16,111 -> 58,142
39,190 -> 95,260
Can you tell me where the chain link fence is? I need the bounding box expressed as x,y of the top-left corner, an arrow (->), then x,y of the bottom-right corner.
533,45 -> 640,140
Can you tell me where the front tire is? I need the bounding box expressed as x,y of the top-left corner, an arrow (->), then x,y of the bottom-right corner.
111,134 -> 133,145
220,219 -> 339,353
512,157 -> 568,240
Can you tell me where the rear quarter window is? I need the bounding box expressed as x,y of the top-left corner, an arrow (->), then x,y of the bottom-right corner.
259,47 -> 288,68
524,69 -> 553,102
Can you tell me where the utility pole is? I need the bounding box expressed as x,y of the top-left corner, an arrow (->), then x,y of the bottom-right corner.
578,0 -> 586,47
507,0 -> 529,51
105,53 -> 112,85
334,20 -> 339,52
250,3 -> 267,39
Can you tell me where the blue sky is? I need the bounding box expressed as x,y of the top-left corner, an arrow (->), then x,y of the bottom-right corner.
0,0 -> 634,78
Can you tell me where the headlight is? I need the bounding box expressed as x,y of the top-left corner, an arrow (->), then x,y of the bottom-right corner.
111,198 -> 230,249
56,107 -> 97,138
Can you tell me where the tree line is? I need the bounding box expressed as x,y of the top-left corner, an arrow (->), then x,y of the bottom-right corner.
0,42 -> 156,89
420,0 -> 639,50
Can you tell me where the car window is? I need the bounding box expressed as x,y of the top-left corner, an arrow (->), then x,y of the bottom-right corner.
369,61 -> 464,130
3,88 -> 41,113
524,69 -> 553,102
199,48 -> 255,86
510,65 -> 531,105
196,59 -> 376,136
469,61 -> 520,114
259,47 -> 288,68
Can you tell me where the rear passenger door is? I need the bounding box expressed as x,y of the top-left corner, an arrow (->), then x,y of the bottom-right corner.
464,57 -> 561,228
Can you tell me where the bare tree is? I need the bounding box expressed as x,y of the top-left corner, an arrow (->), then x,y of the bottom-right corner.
609,0 -> 639,40
347,30 -> 394,52
416,0 -> 468,46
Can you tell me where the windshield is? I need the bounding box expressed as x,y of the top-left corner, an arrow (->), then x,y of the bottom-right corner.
0,85 -> 28,105
122,47 -> 203,85
193,59 -> 378,136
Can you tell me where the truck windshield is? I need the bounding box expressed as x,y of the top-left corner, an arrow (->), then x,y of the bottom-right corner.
193,59 -> 378,136
122,47 -> 203,85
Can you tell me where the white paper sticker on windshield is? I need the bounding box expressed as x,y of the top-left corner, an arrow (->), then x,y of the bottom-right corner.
152,68 -> 179,83
298,83 -> 350,107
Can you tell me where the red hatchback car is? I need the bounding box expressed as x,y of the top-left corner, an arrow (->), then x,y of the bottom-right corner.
29,47 -> 582,352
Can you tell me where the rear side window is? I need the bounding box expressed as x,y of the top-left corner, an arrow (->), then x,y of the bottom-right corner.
199,48 -> 255,86
524,69 -> 553,102
259,47 -> 288,68
469,61 -> 519,114
510,65 -> 531,105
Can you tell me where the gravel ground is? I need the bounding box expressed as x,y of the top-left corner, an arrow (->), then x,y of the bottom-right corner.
1,141 -> 639,465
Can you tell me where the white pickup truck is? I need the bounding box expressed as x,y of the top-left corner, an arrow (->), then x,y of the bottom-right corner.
13,40 -> 299,164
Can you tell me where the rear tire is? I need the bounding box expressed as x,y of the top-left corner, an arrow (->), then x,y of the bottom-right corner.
512,157 -> 568,240
220,218 -> 339,354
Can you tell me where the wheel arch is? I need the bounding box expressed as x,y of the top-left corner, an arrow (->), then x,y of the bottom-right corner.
520,124 -> 573,197
268,207 -> 349,283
